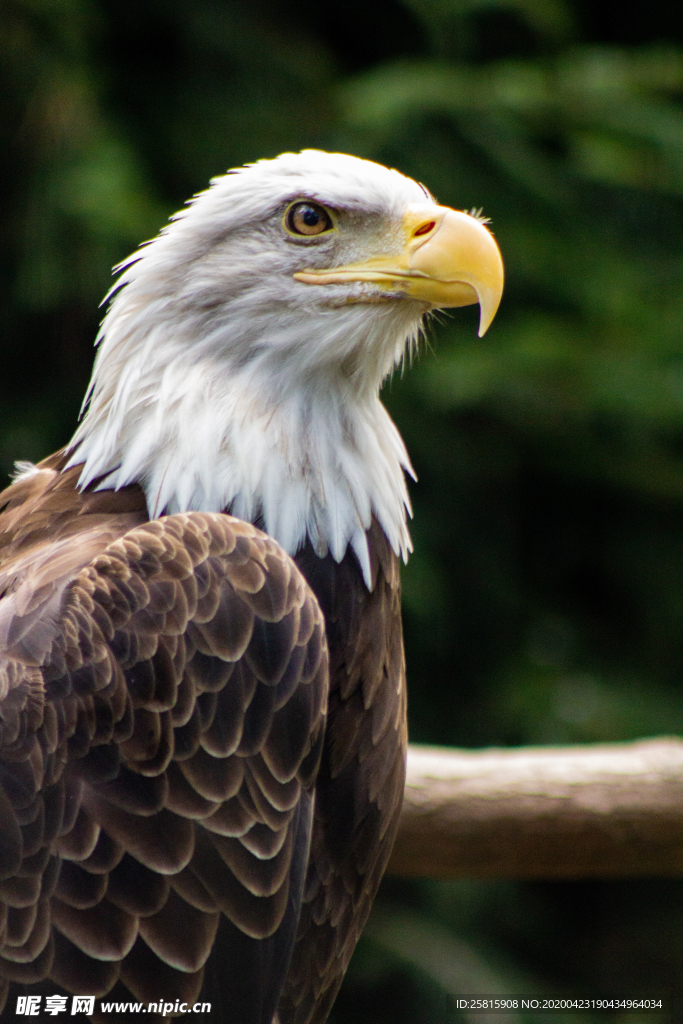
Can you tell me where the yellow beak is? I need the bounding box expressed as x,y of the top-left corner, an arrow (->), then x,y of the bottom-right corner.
293,205 -> 504,336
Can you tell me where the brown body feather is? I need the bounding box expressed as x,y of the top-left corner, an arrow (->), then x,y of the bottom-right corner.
0,452 -> 406,1023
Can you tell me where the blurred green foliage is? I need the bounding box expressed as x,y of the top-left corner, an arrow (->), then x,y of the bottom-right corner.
1,0 -> 682,1019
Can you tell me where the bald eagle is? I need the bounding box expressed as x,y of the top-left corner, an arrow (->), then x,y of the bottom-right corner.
0,151 -> 503,1023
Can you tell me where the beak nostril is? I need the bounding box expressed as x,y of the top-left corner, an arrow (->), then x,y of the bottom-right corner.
413,221 -> 435,238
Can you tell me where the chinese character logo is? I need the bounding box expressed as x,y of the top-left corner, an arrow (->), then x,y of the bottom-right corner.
45,996 -> 69,1015
71,996 -> 95,1015
16,996 -> 41,1016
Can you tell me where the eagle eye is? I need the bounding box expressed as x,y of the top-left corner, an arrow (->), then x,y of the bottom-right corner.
285,201 -> 333,237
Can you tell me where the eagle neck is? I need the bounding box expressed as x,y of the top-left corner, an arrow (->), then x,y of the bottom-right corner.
66,320 -> 415,589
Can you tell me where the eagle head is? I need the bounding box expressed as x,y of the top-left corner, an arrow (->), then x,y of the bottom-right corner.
67,150 -> 503,586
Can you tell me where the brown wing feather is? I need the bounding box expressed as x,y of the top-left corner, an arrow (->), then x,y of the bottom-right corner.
0,457 -> 329,1022
277,518 -> 407,1024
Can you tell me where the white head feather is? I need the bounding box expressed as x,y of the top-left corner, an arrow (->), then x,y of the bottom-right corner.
67,150 -> 435,587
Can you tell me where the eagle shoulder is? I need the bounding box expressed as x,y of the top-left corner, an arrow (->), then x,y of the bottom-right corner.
0,469 -> 329,1024
278,520 -> 407,1024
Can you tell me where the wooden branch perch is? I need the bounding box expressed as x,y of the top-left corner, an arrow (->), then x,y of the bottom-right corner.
389,737 -> 683,879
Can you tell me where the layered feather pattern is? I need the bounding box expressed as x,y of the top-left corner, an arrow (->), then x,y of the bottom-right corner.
0,459 -> 329,1023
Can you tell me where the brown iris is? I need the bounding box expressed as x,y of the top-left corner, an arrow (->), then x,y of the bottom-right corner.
285,201 -> 333,236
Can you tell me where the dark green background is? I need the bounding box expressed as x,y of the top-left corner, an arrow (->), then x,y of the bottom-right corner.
1,0 -> 682,1020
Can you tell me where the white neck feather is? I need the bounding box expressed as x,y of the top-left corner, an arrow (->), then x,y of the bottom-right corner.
66,153 -> 428,588
66,286 -> 420,589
